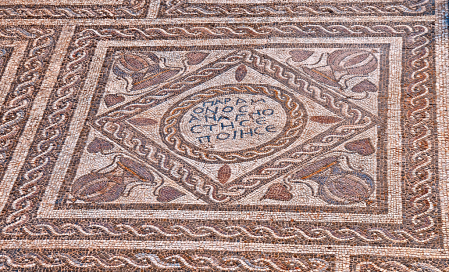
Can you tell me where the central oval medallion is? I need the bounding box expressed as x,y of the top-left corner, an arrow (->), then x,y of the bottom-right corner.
160,84 -> 307,163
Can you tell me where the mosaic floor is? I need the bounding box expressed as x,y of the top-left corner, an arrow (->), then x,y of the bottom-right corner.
0,0 -> 447,271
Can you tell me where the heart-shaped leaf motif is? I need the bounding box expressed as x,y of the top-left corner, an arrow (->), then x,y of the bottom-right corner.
344,138 -> 375,156
157,186 -> 186,203
217,165 -> 231,184
261,183 -> 293,201
310,116 -> 343,124
186,52 -> 209,65
289,50 -> 314,62
128,117 -> 158,126
87,137 -> 114,154
104,94 -> 125,107
351,79 -> 378,93
235,65 -> 247,82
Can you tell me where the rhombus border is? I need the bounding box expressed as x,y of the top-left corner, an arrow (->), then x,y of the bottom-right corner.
0,21 -> 439,251
89,48 -> 378,205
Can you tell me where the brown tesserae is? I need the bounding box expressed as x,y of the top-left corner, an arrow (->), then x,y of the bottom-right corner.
0,0 -> 447,271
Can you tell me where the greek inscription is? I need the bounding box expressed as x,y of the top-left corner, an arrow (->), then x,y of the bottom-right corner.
180,94 -> 287,152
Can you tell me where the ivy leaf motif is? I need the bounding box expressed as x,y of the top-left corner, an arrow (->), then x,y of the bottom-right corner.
87,137 -> 114,154
261,183 -> 293,201
217,165 -> 232,184
157,186 -> 186,202
186,52 -> 209,65
235,65 -> 247,82
289,50 -> 314,62
351,79 -> 378,93
344,138 -> 375,156
104,94 -> 125,107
